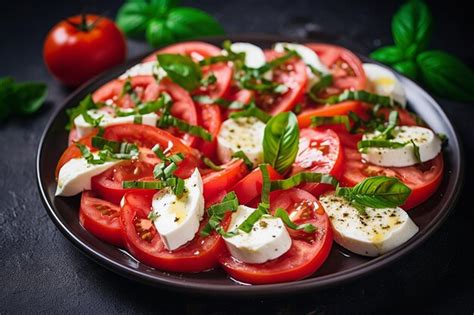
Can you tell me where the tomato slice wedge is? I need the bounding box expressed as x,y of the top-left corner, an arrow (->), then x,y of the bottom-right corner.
219,188 -> 333,284
297,101 -> 367,128
305,43 -> 366,97
55,133 -> 96,179
120,191 -> 225,272
202,160 -> 249,201
232,165 -> 282,205
143,41 -> 232,98
291,128 -> 344,196
80,191 -> 123,247
255,50 -> 307,115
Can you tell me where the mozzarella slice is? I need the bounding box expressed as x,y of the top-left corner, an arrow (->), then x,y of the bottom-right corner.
74,109 -> 159,138
119,61 -> 167,80
217,117 -> 265,167
319,193 -> 418,257
363,63 -> 406,106
56,157 -> 119,197
274,42 -> 329,92
150,169 -> 204,251
361,126 -> 442,167
229,42 -> 266,69
223,205 -> 292,264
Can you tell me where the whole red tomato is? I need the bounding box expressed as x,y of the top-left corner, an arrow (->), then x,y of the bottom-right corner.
43,14 -> 127,86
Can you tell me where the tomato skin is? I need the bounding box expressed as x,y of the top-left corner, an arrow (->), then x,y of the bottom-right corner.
196,103 -> 222,158
43,15 -> 126,86
259,50 -> 307,115
305,43 -> 366,96
341,147 -> 444,210
292,128 -> 344,196
55,133 -> 97,179
297,101 -> 367,128
232,165 -> 283,205
219,189 -> 333,284
79,191 -> 123,247
202,160 -> 249,201
120,191 -> 225,272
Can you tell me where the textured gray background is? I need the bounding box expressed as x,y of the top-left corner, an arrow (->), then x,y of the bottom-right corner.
1,0 -> 473,313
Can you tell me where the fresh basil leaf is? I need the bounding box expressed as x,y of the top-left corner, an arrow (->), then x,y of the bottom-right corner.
263,111 -> 299,174
166,7 -> 224,40
146,18 -> 176,47
370,46 -> 405,65
116,0 -> 151,38
393,59 -> 418,80
336,176 -> 411,210
237,205 -> 267,233
416,50 -> 474,102
157,53 -> 202,91
357,139 -> 407,153
392,0 -> 432,54
0,77 -> 16,121
410,139 -> 422,164
12,82 -> 48,115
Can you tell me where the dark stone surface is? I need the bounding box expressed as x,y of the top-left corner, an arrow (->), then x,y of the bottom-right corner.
0,0 -> 472,313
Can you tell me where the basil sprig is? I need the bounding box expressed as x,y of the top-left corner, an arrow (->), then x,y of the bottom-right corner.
157,54 -> 203,91
335,176 -> 411,214
116,0 -> 224,47
371,0 -> 473,101
0,77 -> 48,121
263,112 -> 299,174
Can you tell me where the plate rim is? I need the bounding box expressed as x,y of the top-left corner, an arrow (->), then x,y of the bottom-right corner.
36,35 -> 464,296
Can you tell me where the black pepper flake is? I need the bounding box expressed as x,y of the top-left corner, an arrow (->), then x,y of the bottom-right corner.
174,217 -> 179,222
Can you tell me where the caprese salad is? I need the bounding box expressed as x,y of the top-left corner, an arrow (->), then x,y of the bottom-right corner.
54,40 -> 446,284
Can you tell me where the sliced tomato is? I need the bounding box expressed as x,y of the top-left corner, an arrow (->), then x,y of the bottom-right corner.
120,191 -> 225,272
91,159 -> 155,205
142,79 -> 199,146
55,133 -> 96,179
219,188 -> 333,284
378,108 -> 419,126
103,124 -> 198,178
143,41 -> 232,98
232,165 -> 282,205
291,128 -> 344,196
195,103 -> 222,158
341,146 -> 444,209
297,101 -> 366,128
255,50 -> 307,115
93,76 -> 155,108
79,191 -> 123,247
305,43 -> 366,97
202,160 -> 249,201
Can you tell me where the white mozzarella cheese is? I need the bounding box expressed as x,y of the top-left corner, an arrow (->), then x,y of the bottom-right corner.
229,42 -> 267,69
151,169 -> 205,251
55,157 -> 119,197
363,63 -> 406,106
274,42 -> 329,92
217,117 -> 265,167
119,61 -> 167,80
319,193 -> 418,257
74,109 -> 159,138
223,205 -> 292,264
361,126 -> 442,167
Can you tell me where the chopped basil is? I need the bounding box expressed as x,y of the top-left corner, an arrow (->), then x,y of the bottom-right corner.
274,207 -> 316,233
311,115 -> 351,131
410,139 -> 422,164
231,150 -> 254,170
229,102 -> 271,123
200,191 -> 240,237
270,172 -> 338,191
66,94 -> 104,130
357,139 -> 407,153
158,115 -> 212,141
313,90 -> 400,107
202,157 -> 223,171
308,73 -> 333,96
237,204 -> 268,233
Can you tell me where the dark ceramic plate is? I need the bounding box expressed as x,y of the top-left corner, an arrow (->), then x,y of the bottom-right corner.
36,36 -> 463,296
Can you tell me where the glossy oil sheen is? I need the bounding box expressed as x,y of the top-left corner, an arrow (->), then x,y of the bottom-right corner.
36,36 -> 463,296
